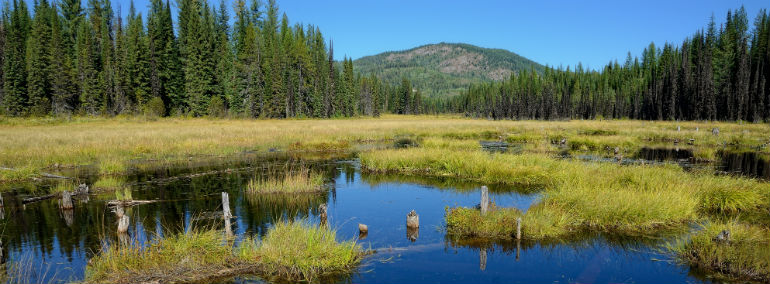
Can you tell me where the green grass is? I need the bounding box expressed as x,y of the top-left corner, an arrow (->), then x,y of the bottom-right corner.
51,180 -> 75,193
115,188 -> 133,201
446,206 -> 524,239
86,222 -> 364,283
360,149 -> 561,189
92,176 -> 126,191
247,168 -> 325,194
667,221 -> 770,282
85,228 -> 236,284
238,221 -> 364,282
1,116 -> 767,184
363,148 -> 769,238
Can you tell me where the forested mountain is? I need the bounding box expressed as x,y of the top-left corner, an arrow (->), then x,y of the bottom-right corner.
0,0 -> 421,118
354,43 -> 544,98
455,8 -> 770,122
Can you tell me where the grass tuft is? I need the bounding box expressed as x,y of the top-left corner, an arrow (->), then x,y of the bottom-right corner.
667,221 -> 770,282
238,221 -> 363,282
247,168 -> 325,194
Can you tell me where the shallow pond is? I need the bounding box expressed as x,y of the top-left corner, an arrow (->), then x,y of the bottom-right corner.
0,154 -> 736,283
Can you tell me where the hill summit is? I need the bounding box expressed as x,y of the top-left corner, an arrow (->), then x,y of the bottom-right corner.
353,42 -> 544,98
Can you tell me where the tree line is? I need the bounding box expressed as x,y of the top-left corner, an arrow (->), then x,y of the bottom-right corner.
453,7 -> 770,122
0,0 -> 424,117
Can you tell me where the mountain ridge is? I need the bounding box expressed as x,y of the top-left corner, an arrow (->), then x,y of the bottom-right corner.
353,42 -> 544,98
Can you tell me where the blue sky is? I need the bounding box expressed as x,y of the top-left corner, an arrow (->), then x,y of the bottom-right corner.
70,0 -> 770,68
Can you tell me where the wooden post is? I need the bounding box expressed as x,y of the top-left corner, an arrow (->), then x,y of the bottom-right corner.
516,217 -> 522,240
222,192 -> 233,237
60,191 -> 73,210
406,210 -> 419,228
480,186 -> 489,215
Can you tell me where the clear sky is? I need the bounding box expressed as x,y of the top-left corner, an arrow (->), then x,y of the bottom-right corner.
275,0 -> 768,68
62,0 -> 770,68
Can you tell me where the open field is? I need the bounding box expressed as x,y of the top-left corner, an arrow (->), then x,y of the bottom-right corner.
1,115 -> 768,184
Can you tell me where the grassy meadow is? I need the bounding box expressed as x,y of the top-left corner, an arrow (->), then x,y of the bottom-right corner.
2,115 -> 769,281
1,115 -> 768,184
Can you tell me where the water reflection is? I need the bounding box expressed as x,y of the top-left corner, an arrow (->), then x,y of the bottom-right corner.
0,154 -> 751,284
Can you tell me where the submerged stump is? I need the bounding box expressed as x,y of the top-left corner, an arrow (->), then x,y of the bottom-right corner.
116,205 -> 130,234
406,210 -> 419,228
60,191 -> 74,210
358,223 -> 368,234
319,203 -> 328,226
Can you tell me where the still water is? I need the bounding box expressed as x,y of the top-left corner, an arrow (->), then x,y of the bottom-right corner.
0,154 -> 728,283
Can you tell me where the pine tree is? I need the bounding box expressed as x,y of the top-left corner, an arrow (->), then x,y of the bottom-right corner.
2,0 -> 30,115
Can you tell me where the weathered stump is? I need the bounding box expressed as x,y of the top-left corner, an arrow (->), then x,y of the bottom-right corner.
406,210 -> 419,228
406,226 -> 419,242
222,192 -> 233,237
319,203 -> 328,226
515,217 -> 522,240
117,205 -> 129,234
0,193 -> 4,208
480,186 -> 489,215
712,127 -> 720,136
677,125 -> 681,132
60,191 -> 74,210
358,223 -> 368,234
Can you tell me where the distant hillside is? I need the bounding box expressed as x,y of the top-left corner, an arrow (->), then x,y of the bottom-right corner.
353,43 -> 544,98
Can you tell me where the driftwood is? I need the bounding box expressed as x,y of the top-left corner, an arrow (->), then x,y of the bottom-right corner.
106,200 -> 157,207
22,194 -> 57,204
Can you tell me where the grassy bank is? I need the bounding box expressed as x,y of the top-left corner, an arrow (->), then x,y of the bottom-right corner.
668,221 -> 770,282
1,115 -> 767,183
85,222 -> 364,283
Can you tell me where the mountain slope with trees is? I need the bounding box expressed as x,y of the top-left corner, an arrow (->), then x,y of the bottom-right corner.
354,42 -> 544,98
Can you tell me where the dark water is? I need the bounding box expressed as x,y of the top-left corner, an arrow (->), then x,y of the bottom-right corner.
717,151 -> 770,180
0,154 -> 727,283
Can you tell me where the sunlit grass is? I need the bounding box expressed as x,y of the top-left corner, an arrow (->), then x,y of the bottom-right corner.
247,168 -> 325,194
1,116 -> 766,183
667,221 -> 770,282
364,147 -> 768,238
85,221 -> 364,283
238,221 -> 363,282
